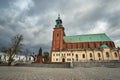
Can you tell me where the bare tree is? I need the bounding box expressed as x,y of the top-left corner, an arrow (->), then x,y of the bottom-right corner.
2,34 -> 23,65
30,52 -> 37,62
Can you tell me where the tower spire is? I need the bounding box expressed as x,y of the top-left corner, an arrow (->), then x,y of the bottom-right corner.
55,14 -> 63,28
58,14 -> 60,19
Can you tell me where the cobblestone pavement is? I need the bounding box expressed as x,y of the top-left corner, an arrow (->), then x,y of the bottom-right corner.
0,66 -> 120,80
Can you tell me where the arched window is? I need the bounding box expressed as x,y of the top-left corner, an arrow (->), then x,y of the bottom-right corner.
106,52 -> 109,58
90,53 -> 92,57
98,53 -> 101,57
114,52 -> 118,57
82,54 -> 85,58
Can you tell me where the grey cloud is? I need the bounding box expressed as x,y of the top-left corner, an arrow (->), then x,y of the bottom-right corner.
0,0 -> 120,53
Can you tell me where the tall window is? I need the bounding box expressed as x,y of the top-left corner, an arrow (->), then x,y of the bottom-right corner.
57,33 -> 59,37
92,43 -> 94,48
86,43 -> 89,48
80,43 -> 82,48
106,52 -> 109,58
114,52 -> 118,57
56,58 -> 58,61
90,53 -> 92,57
76,54 -> 78,61
82,54 -> 85,58
98,53 -> 101,57
70,44 -> 72,49
75,44 -> 78,48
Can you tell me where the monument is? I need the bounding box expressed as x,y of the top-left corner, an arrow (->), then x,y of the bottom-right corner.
36,47 -> 43,63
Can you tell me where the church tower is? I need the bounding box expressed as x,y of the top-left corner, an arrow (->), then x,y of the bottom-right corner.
51,15 -> 65,51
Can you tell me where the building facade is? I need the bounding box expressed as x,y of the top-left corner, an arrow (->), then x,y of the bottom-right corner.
0,52 -> 34,63
50,16 -> 120,62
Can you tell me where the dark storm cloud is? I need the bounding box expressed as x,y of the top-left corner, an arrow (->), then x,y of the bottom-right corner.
0,0 -> 9,8
0,0 -> 120,54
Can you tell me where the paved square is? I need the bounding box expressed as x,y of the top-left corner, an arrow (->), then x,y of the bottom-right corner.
0,66 -> 120,80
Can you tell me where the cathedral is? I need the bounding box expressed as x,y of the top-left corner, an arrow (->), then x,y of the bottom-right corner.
50,15 -> 120,62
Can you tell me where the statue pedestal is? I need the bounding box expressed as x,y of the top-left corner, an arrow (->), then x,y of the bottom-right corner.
36,56 -> 42,63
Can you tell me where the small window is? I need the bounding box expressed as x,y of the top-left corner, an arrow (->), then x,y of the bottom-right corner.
90,53 -> 92,57
82,54 -> 85,58
76,54 -> 78,58
56,58 -> 58,61
106,52 -> 109,58
67,58 -> 71,61
53,54 -> 55,56
67,53 -> 70,56
72,58 -> 74,61
57,33 -> 59,37
56,54 -> 60,56
114,52 -> 118,57
98,53 -> 101,57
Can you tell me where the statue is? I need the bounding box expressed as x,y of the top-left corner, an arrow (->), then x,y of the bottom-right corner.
38,47 -> 42,56
36,47 -> 43,63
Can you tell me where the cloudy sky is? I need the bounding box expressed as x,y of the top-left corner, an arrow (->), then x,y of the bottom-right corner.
0,0 -> 120,54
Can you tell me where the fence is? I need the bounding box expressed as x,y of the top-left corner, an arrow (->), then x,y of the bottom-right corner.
16,62 -> 70,68
73,61 -> 120,68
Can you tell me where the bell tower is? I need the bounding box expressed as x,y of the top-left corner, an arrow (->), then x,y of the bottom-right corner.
51,15 -> 65,51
